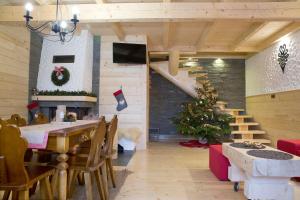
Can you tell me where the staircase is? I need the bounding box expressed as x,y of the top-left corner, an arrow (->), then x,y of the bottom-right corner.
150,60 -> 270,144
216,101 -> 271,144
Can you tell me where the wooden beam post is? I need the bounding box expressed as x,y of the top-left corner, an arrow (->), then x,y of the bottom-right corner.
163,23 -> 172,49
196,22 -> 215,50
110,22 -> 125,41
168,50 -> 180,76
231,22 -> 267,51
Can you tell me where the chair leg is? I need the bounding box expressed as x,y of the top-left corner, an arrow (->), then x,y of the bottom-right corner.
2,190 -> 11,200
94,169 -> 106,200
11,191 -> 18,200
51,169 -> 58,196
107,158 -> 116,188
67,169 -> 77,198
29,182 -> 37,196
77,172 -> 85,185
100,164 -> 109,200
40,177 -> 53,200
18,190 -> 29,200
84,172 -> 93,200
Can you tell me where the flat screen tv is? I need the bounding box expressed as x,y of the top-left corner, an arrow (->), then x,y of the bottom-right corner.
113,42 -> 147,64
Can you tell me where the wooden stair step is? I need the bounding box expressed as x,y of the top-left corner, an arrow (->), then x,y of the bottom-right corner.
233,139 -> 271,144
225,109 -> 244,112
179,66 -> 204,71
234,115 -> 253,119
231,130 -> 266,134
216,101 -> 228,105
230,122 -> 259,126
189,73 -> 208,78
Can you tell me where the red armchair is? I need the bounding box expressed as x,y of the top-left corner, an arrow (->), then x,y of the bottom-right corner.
277,139 -> 300,181
209,145 -> 230,181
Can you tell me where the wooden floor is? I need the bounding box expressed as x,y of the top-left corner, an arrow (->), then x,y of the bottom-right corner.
2,142 -> 246,200
109,142 -> 245,200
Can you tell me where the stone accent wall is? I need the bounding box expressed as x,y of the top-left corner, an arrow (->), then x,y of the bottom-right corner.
149,69 -> 194,136
198,59 -> 245,109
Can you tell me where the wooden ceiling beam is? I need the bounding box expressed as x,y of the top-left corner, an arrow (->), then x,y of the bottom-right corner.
231,22 -> 267,51
2,2 -> 300,22
34,0 -> 47,5
95,0 -> 106,3
196,22 -> 215,50
256,22 -> 300,51
110,22 -> 125,41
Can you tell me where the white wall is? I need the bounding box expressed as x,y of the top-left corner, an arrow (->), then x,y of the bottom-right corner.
246,30 -> 300,97
99,35 -> 149,150
37,30 -> 93,92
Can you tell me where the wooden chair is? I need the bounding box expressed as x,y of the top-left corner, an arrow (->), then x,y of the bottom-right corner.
67,117 -> 108,200
102,115 -> 118,188
0,120 -> 55,200
32,112 -> 49,125
6,114 -> 27,127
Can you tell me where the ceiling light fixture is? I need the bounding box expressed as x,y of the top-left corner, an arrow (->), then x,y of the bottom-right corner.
24,0 -> 79,42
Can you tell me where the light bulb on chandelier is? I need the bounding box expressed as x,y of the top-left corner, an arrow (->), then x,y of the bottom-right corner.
23,0 -> 79,43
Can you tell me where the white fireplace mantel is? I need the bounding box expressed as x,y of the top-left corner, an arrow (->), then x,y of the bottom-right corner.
32,95 -> 97,103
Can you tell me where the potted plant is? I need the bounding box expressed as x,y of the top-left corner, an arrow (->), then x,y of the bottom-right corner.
172,83 -> 233,144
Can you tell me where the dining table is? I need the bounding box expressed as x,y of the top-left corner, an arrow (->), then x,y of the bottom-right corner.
19,120 -> 108,200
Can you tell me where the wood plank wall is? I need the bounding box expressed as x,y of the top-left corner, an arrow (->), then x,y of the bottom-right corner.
0,24 -> 30,119
246,90 -> 300,146
98,35 -> 149,150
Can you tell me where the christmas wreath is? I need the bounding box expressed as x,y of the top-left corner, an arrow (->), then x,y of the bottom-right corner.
51,66 -> 70,86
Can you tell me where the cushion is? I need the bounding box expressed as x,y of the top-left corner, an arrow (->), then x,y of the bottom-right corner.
209,145 -> 230,181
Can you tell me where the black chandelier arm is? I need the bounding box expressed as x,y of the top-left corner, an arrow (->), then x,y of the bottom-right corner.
26,21 -> 53,32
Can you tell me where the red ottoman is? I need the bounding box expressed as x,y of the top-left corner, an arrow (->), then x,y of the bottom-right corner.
209,145 -> 230,181
277,139 -> 300,181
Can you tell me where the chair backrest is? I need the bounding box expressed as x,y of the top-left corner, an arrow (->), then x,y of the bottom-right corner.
6,114 -> 27,127
104,115 -> 118,156
86,117 -> 107,168
32,112 -> 49,125
0,120 -> 29,187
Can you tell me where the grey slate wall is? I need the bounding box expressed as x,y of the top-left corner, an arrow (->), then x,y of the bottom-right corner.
28,32 -> 43,102
91,36 -> 101,114
149,69 -> 194,136
198,59 -> 245,109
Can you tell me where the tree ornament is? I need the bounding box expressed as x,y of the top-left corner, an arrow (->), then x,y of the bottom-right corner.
51,66 -> 70,86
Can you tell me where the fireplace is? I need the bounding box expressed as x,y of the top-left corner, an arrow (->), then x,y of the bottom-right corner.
32,96 -> 97,120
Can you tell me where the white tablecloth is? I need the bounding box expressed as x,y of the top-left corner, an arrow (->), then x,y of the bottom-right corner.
20,120 -> 98,149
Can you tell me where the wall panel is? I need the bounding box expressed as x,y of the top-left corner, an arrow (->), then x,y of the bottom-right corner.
0,24 -> 29,119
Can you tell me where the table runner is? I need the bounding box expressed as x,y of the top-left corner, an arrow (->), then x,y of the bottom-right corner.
20,120 -> 98,149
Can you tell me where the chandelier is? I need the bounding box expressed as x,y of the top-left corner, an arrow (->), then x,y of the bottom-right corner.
24,0 -> 79,42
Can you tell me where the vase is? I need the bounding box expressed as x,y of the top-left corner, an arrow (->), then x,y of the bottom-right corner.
198,136 -> 208,144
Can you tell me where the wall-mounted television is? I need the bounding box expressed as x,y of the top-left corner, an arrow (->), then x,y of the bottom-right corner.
113,42 -> 147,64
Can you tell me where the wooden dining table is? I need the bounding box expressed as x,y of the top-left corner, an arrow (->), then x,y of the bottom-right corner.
19,120 -> 108,200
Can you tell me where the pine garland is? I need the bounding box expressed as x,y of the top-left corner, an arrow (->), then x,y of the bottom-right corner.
37,90 -> 97,97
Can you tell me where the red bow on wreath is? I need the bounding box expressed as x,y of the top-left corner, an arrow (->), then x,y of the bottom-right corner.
54,66 -> 64,77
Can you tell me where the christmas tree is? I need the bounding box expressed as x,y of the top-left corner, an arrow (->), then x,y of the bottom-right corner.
172,82 -> 233,144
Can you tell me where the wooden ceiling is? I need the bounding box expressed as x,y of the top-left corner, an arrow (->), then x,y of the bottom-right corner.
1,0 -> 300,57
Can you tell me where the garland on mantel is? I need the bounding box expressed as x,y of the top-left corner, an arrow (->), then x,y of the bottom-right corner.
37,90 -> 97,97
